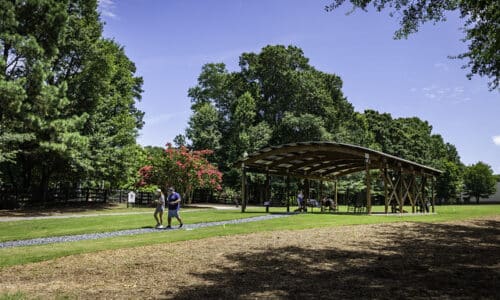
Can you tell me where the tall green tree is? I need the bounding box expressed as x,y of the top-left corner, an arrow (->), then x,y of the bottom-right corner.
79,39 -> 144,187
186,102 -> 222,152
1,0 -> 88,200
187,45 -> 357,175
463,162 -> 496,203
185,45 -> 463,195
0,0 -> 143,201
325,0 -> 500,90
436,160 -> 463,204
364,109 -> 464,202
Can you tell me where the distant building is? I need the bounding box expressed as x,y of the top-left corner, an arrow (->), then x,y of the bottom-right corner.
482,182 -> 500,203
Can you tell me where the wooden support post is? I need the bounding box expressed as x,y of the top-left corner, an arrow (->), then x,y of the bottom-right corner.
421,176 -> 427,213
286,175 -> 290,213
334,179 -> 338,209
408,172 -> 416,213
431,176 -> 436,213
266,172 -> 270,202
265,171 -> 270,212
319,180 -> 324,212
241,164 -> 247,213
305,179 -> 310,212
365,153 -> 371,214
399,168 -> 404,214
384,167 -> 389,214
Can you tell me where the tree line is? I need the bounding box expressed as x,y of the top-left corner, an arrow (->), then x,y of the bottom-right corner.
0,0 -> 144,203
179,45 -> 497,203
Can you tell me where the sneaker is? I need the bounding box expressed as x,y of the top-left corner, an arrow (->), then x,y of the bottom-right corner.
157,225 -> 164,229
179,223 -> 183,228
166,225 -> 172,229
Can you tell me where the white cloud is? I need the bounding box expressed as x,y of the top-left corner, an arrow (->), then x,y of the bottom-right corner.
98,0 -> 118,19
493,136 -> 500,146
434,62 -> 449,71
419,84 -> 470,103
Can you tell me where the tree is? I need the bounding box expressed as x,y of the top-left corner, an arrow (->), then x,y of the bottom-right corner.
78,39 -> 144,188
0,0 -> 143,201
325,0 -> 500,90
1,0 -> 90,200
273,112 -> 332,144
436,160 -> 463,204
185,45 -> 463,196
186,102 -> 222,152
139,144 -> 223,204
463,162 -> 496,203
363,109 -> 464,202
173,134 -> 187,147
186,45 -> 356,176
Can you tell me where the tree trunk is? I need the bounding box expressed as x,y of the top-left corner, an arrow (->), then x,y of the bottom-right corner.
32,168 -> 50,204
2,43 -> 9,76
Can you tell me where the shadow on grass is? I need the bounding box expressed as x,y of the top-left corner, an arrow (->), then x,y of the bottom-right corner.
165,220 -> 500,299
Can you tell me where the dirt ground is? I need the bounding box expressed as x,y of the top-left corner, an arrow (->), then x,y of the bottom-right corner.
1,216 -> 499,299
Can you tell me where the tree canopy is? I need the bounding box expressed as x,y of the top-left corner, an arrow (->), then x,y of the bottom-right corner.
463,162 -> 497,203
325,0 -> 500,90
184,45 -> 466,201
0,0 -> 143,202
186,45 -> 365,171
139,144 -> 223,203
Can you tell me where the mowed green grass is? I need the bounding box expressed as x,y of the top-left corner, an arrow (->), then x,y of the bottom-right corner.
0,208 -> 265,242
0,205 -> 498,268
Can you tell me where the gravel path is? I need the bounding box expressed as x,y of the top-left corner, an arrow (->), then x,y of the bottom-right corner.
0,214 -> 292,249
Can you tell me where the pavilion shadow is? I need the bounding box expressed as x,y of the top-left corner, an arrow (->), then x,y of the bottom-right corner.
164,220 -> 500,299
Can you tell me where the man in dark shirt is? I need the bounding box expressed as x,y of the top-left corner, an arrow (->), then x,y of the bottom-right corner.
166,187 -> 183,229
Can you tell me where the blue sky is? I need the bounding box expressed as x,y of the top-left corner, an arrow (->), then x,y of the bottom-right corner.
98,0 -> 499,173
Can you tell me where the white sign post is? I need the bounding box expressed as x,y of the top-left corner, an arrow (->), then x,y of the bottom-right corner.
127,191 -> 136,208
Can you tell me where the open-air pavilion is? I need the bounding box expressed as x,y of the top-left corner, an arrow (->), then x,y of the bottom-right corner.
240,141 -> 442,214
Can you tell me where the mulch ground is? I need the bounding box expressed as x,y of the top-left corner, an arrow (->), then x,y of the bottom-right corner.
1,216 -> 499,299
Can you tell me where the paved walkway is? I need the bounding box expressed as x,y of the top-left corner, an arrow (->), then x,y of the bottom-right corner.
0,214 -> 292,249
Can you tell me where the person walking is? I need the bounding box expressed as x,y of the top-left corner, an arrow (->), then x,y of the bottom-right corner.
154,188 -> 165,228
166,187 -> 183,229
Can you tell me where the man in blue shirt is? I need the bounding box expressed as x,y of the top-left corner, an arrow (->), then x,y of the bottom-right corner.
166,187 -> 183,229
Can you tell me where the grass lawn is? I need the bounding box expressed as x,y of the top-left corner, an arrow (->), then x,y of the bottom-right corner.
0,208 -> 264,242
0,204 -> 498,268
0,202 -> 154,217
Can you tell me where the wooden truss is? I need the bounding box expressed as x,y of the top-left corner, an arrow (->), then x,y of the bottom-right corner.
240,142 -> 440,214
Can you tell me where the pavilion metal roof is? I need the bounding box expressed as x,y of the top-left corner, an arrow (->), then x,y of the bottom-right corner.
240,141 -> 442,180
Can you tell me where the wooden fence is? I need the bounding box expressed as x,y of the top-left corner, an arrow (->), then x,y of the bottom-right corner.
0,187 -> 241,209
0,188 -> 157,209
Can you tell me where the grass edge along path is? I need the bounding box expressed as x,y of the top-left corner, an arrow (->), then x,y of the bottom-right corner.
0,209 -> 266,243
0,205 -> 499,268
0,214 -> 291,248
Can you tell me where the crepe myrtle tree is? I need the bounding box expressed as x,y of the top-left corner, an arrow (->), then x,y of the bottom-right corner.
138,143 -> 223,204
